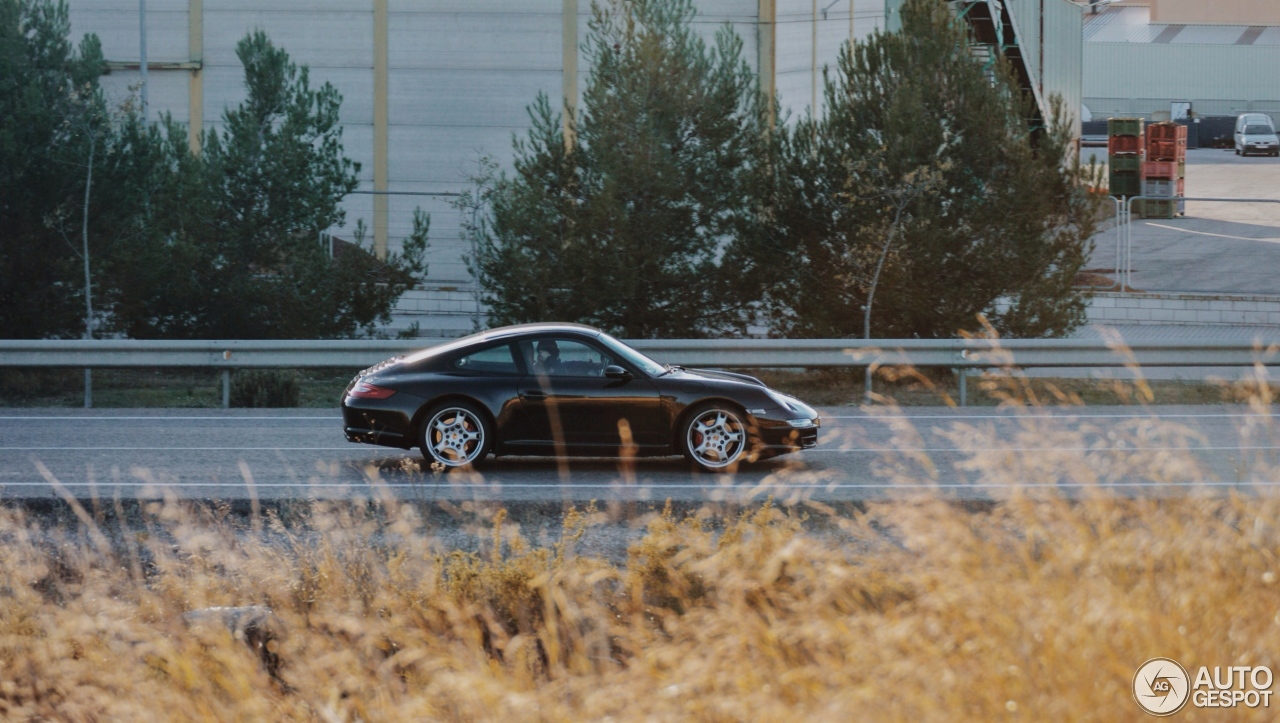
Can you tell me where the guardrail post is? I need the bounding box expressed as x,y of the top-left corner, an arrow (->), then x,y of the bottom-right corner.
222,369 -> 230,409
84,368 -> 92,409
957,368 -> 967,407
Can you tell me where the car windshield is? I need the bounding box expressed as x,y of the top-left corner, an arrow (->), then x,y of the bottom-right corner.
1245,125 -> 1274,136
595,332 -> 668,377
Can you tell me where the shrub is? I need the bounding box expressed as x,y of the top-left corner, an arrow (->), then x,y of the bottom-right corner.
0,368 -> 80,401
230,369 -> 300,408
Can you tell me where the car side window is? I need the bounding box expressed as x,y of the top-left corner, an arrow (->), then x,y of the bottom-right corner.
448,344 -> 518,375
520,338 -> 614,378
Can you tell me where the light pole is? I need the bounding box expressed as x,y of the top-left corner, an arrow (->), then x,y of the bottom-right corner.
139,0 -> 148,120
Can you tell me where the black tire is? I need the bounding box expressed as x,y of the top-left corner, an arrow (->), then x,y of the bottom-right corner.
679,403 -> 757,473
419,401 -> 492,470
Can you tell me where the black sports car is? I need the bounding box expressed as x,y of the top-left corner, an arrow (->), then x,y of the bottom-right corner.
341,323 -> 821,472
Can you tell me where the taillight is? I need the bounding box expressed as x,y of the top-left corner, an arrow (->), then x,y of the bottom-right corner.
348,382 -> 396,399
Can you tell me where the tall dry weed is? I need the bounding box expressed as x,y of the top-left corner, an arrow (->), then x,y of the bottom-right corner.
4,358 -> 1280,719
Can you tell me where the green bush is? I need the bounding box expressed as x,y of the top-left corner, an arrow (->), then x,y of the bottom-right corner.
0,368 -> 80,401
230,370 -> 301,408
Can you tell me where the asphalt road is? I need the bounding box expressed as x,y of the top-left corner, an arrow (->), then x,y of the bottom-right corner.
1084,147 -> 1280,295
4,405 -> 1280,503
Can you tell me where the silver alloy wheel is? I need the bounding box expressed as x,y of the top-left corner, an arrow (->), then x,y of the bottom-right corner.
426,407 -> 486,466
686,408 -> 746,469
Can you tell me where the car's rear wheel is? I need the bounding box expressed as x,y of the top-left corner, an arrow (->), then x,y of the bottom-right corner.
681,403 -> 751,473
420,402 -> 491,469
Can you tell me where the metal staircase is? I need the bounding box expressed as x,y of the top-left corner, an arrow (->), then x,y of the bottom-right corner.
950,0 -> 1048,135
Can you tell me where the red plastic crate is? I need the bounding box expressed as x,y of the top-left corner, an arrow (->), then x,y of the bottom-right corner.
1146,122 -> 1187,142
1108,135 -> 1143,154
1146,139 -> 1187,161
1143,159 -> 1185,179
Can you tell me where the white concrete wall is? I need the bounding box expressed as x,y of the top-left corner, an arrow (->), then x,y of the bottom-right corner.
1088,291 -> 1280,326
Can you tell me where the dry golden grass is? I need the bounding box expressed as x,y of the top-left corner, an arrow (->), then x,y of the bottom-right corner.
5,491 -> 1280,721
5,363 -> 1280,720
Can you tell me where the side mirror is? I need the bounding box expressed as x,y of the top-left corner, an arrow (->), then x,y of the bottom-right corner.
604,365 -> 631,379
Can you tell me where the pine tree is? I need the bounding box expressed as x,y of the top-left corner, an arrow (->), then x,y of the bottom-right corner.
110,31 -> 428,339
745,0 -> 1103,339
466,0 -> 765,338
0,0 -> 109,338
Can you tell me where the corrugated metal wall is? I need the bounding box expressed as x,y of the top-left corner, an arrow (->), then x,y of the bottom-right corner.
1084,43 -> 1280,122
69,0 -> 773,283
1042,0 -> 1083,136
63,0 -> 1077,323
774,0 -> 872,120
1002,0 -> 1084,136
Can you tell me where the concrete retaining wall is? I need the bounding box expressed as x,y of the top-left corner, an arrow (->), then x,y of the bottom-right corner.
1087,291 -> 1280,326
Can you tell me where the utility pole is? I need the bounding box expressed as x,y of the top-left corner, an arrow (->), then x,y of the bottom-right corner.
863,203 -> 906,403
139,0 -> 148,120
82,131 -> 96,408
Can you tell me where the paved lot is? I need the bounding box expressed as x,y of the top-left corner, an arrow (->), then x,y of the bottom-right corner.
1084,148 -> 1280,294
4,407 -> 1279,503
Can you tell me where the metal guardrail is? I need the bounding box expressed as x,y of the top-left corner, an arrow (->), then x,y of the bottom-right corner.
2,337 -> 1279,369
3,337 -> 1280,408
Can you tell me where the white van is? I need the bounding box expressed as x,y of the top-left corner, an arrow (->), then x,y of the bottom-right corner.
1235,113 -> 1279,157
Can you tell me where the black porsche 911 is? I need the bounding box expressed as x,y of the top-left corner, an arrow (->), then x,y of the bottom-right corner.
341,323 -> 820,472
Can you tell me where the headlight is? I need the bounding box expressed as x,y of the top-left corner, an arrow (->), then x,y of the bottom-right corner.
787,418 -> 817,428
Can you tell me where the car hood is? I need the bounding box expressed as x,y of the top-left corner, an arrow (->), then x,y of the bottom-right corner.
669,368 -> 767,387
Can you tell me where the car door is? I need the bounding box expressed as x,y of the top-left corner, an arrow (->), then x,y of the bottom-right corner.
437,341 -> 528,441
515,336 -> 665,450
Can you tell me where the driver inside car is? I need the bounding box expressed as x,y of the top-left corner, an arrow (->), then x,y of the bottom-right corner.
532,340 -> 561,376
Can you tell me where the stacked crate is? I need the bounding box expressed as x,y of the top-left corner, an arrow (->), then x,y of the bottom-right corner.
1137,122 -> 1187,219
1107,118 -> 1144,199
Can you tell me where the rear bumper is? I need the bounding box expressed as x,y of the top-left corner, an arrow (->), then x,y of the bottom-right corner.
341,399 -> 419,450
343,426 -> 413,448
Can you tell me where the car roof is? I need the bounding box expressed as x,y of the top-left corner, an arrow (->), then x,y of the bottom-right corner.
480,322 -> 602,340
398,323 -> 603,366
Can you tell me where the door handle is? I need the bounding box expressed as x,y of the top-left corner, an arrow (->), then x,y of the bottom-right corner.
521,390 -> 547,401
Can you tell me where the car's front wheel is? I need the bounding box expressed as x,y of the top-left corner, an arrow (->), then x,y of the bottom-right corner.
420,402 -> 491,469
681,403 -> 752,473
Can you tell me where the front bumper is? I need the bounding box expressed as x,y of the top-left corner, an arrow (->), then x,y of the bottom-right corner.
748,400 -> 822,456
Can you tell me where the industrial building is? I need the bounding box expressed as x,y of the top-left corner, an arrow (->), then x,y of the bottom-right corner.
1083,0 -> 1280,124
67,0 -> 1083,336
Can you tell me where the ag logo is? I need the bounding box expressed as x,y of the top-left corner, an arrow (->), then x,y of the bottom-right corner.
1134,658 -> 1191,716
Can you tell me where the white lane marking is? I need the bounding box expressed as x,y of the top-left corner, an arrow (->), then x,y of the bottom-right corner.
825,412 -> 1278,420
0,481 -> 1272,489
3,447 -> 377,451
0,416 -> 341,421
801,445 -> 1275,453
3,444 -> 1273,453
1144,222 -> 1280,242
2,412 -> 1274,423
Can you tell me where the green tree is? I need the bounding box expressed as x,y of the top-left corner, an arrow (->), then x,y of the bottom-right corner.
465,0 -> 766,338
110,31 -> 428,339
0,0 -> 110,338
742,0 -> 1103,339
